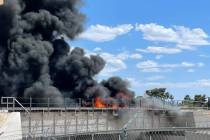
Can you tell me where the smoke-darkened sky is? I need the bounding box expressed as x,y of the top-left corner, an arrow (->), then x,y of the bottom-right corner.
0,0 -> 134,105
72,0 -> 210,100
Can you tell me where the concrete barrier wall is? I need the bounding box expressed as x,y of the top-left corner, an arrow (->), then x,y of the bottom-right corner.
0,109 -> 199,139
0,112 -> 22,140
20,109 -> 195,138
192,110 -> 210,127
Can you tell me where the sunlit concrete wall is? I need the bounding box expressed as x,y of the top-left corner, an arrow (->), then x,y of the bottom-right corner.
0,112 -> 22,140
192,110 -> 210,127
19,109 -> 194,137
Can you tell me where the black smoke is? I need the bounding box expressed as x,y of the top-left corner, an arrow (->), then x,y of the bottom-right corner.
0,0 -> 134,106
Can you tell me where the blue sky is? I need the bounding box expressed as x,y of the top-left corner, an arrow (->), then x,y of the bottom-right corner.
71,0 -> 210,100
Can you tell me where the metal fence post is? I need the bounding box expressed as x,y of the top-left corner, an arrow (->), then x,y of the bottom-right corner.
64,99 -> 67,135
150,135 -> 152,140
79,98 -> 81,110
119,134 -> 121,140
29,97 -> 32,134
53,112 -> 55,135
6,97 -> 8,110
92,99 -> 95,110
48,98 -> 49,113
86,110 -> 89,132
106,109 -> 108,131
75,111 -> 78,134
42,110 -> 44,136
152,112 -> 154,128
13,97 -> 15,112
143,111 -> 145,129
122,128 -> 128,140
96,112 -> 99,132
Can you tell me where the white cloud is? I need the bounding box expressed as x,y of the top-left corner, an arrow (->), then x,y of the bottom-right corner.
130,53 -> 143,59
84,50 -> 143,76
115,52 -> 130,60
155,55 -> 163,60
99,51 -> 144,76
199,54 -> 210,58
187,69 -> 195,73
146,76 -> 165,81
136,60 -> 204,72
127,78 -> 210,89
142,79 -> 210,89
197,62 -> 205,67
79,24 -> 133,42
136,23 -> 178,42
93,47 -> 102,52
174,26 -> 210,46
96,52 -> 127,77
136,23 -> 210,52
176,44 -> 195,50
81,48 -> 128,77
137,46 -> 182,54
136,23 -> 209,46
136,60 -> 160,72
126,78 -> 141,88
181,62 -> 196,67
197,79 -> 210,87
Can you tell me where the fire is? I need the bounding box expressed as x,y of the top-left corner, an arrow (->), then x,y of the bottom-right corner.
95,96 -> 131,109
95,92 -> 132,109
95,97 -> 106,108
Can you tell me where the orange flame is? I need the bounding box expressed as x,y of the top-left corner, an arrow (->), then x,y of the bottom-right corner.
95,97 -> 106,108
95,93 -> 131,109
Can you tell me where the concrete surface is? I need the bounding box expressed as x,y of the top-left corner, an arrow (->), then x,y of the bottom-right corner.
0,112 -> 22,140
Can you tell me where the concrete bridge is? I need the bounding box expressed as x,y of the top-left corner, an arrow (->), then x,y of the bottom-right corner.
0,97 -> 210,140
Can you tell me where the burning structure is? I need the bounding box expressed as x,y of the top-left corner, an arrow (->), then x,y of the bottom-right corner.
2,1 -> 209,140
0,0 -> 134,107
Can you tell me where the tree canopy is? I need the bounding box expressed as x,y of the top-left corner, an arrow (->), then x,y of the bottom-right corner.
145,88 -> 174,100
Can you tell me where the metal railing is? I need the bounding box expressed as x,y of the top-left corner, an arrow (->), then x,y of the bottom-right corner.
1,97 -> 210,139
1,97 -> 209,111
0,96 -> 180,111
3,128 -> 208,140
2,128 -> 210,140
1,97 -> 29,113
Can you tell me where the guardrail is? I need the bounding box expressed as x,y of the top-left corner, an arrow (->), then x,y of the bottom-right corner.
1,97 -> 29,113
0,97 -> 179,110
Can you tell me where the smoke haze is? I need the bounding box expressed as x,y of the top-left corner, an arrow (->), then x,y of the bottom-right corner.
0,0 -> 134,105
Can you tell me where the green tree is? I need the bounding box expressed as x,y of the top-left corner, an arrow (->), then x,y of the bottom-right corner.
145,88 -> 174,100
169,95 -> 174,100
183,95 -> 193,106
194,94 -> 206,107
184,95 -> 191,101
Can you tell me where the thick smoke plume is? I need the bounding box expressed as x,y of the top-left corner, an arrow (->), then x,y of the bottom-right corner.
0,0 -> 134,105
